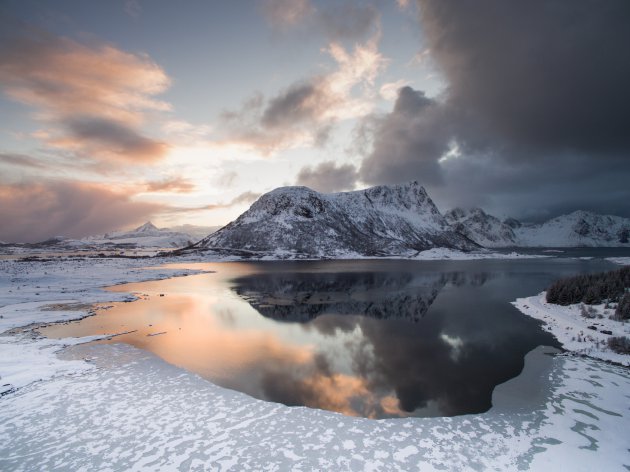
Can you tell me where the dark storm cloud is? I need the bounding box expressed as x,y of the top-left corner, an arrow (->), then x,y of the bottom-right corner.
0,180 -> 162,242
296,161 -> 358,193
418,0 -> 630,153
260,81 -> 329,129
359,0 -> 630,218
220,78 -> 335,153
360,87 -> 450,186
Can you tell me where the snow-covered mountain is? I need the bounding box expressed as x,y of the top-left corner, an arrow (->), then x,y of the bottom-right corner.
191,182 -> 479,258
1,222 -> 218,250
515,211 -> 630,247
447,208 -> 630,247
80,222 -> 196,248
445,208 -> 517,248
166,224 -> 220,241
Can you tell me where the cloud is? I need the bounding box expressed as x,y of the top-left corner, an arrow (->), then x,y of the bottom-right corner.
230,191 -> 261,205
261,0 -> 379,41
144,177 -> 195,193
358,1 -> 630,218
124,0 -> 142,18
317,3 -> 380,42
296,161 -> 358,193
0,180 -> 162,242
418,0 -> 630,154
167,191 -> 261,214
360,86 -> 450,186
221,36 -> 386,153
261,81 -> 332,129
261,0 -> 314,29
0,17 -> 170,164
57,116 -> 168,163
214,170 -> 238,188
161,120 -> 213,145
0,153 -> 49,170
379,79 -> 411,101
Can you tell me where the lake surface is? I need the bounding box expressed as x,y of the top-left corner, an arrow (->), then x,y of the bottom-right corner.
42,256 -> 620,419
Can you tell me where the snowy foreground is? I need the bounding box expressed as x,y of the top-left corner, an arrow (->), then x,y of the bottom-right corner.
1,256 -> 629,471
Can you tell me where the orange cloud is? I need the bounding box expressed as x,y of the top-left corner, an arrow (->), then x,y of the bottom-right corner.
144,176 -> 196,193
0,180 -> 163,242
163,191 -> 261,213
220,35 -> 386,154
0,19 -> 170,164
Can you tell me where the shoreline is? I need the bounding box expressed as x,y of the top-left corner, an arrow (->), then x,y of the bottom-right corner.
512,292 -> 630,367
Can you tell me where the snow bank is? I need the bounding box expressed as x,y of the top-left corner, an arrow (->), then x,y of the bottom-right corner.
512,292 -> 630,366
411,248 -> 549,260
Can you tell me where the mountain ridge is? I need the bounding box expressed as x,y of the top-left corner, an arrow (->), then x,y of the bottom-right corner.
447,208 -> 630,247
192,181 -> 479,257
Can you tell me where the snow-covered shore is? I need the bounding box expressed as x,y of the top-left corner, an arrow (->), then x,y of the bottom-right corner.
410,248 -> 548,260
513,293 -> 630,366
1,255 -> 629,470
0,257 -> 208,394
174,247 -> 548,262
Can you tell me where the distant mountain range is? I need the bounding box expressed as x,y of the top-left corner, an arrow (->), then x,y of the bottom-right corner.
4,182 -> 628,254
445,208 -> 630,248
79,221 -> 196,248
2,222 -> 218,249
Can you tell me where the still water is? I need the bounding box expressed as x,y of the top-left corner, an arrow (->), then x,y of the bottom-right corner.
42,257 -> 619,419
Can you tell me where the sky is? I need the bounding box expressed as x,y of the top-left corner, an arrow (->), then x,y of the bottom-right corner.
1,0 -> 629,242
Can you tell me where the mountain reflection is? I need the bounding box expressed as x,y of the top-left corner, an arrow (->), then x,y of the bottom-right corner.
230,271 -> 492,323
228,269 -> 544,417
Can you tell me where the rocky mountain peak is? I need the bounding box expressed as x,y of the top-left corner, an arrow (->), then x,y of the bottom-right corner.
135,221 -> 159,233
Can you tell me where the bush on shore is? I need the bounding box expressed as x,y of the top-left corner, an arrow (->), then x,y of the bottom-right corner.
607,336 -> 630,354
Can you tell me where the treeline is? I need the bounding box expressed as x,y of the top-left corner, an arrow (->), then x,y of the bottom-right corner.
546,266 -> 630,315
